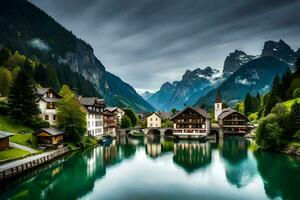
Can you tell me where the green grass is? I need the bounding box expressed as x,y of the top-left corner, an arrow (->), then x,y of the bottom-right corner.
282,98 -> 300,110
0,148 -> 31,161
0,115 -> 33,134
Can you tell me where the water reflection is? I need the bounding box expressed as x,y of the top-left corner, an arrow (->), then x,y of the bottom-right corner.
254,151 -> 300,200
1,136 -> 300,200
173,141 -> 212,173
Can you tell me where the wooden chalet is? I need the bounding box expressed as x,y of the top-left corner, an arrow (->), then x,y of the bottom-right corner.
0,131 -> 13,151
214,89 -> 250,136
170,107 -> 211,138
34,128 -> 64,147
218,108 -> 249,136
103,110 -> 117,135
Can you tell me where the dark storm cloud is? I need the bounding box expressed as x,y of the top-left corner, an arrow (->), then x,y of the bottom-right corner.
30,0 -> 300,92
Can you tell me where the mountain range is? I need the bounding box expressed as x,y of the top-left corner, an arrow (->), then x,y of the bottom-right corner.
0,0 -> 155,112
147,40 -> 299,111
148,66 -> 223,111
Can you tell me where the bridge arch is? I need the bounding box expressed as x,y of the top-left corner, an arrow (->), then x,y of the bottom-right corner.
164,129 -> 173,136
147,129 -> 161,135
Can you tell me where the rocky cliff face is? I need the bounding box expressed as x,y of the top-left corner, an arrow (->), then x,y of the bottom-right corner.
223,50 -> 255,75
261,39 -> 296,65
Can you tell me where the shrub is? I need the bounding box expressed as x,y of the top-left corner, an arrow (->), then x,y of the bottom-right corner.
293,88 -> 300,98
0,101 -> 8,115
293,130 -> 300,140
30,117 -> 50,129
256,114 -> 283,149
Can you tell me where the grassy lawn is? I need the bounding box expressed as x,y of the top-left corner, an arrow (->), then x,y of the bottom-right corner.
10,133 -> 38,149
0,115 -> 33,134
0,148 -> 31,161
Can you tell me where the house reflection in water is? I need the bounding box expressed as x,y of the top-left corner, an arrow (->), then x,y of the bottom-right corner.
173,141 -> 212,173
145,136 -> 174,158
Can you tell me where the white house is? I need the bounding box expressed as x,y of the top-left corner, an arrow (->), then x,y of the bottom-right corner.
105,107 -> 125,125
37,87 -> 61,126
146,112 -> 162,128
78,97 -> 106,138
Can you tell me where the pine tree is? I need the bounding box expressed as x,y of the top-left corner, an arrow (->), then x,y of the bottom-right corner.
8,70 -> 40,124
244,93 -> 253,116
0,67 -> 12,96
279,68 -> 292,101
264,75 -> 282,116
289,101 -> 300,137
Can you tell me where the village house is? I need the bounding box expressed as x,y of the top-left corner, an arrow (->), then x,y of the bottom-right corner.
103,109 -> 117,135
0,131 -> 13,151
214,89 -> 249,136
170,107 -> 211,138
146,112 -> 173,128
105,107 -> 125,126
34,128 -> 64,147
37,87 -> 62,126
78,97 -> 106,138
146,112 -> 162,128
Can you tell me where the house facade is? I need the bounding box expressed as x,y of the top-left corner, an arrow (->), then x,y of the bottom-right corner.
146,112 -> 162,128
214,90 -> 249,136
103,110 -> 117,135
34,128 -> 64,147
37,87 -> 62,126
79,97 -> 106,137
170,107 -> 211,138
105,107 -> 125,126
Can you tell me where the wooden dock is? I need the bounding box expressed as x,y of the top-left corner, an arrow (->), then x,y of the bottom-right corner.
0,147 -> 69,181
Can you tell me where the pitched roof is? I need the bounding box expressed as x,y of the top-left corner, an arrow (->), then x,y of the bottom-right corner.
215,88 -> 222,103
146,112 -> 162,119
158,112 -> 173,120
170,106 -> 211,120
34,128 -> 64,136
37,87 -> 50,95
218,108 -> 248,121
105,107 -> 118,112
79,97 -> 105,106
0,131 -> 13,139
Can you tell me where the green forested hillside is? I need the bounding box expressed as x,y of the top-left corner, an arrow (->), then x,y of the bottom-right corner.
0,0 -> 155,112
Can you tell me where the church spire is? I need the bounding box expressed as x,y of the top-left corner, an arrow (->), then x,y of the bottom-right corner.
215,88 -> 222,103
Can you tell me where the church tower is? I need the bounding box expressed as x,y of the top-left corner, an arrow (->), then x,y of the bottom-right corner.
214,88 -> 223,121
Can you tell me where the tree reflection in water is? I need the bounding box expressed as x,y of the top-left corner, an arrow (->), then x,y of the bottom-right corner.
254,151 -> 300,200
219,137 -> 257,188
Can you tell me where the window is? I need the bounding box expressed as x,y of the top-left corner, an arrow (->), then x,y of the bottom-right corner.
53,115 -> 56,121
150,123 -> 152,127
156,118 -> 157,121
45,115 -> 49,120
150,118 -> 152,121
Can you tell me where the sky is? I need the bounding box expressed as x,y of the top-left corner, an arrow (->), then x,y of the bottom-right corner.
29,0 -> 300,93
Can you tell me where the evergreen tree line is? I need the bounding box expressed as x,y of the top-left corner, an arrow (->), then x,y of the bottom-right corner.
255,58 -> 300,149
258,58 -> 300,117
243,93 -> 260,116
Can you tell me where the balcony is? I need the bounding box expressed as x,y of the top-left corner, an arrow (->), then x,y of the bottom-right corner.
173,128 -> 207,136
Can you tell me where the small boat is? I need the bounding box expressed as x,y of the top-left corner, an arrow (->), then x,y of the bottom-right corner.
100,135 -> 113,144
128,131 -> 144,138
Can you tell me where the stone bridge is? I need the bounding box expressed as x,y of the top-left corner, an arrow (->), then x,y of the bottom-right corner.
117,128 -> 174,136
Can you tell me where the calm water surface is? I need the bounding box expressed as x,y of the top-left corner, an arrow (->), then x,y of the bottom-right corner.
1,136 -> 300,200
